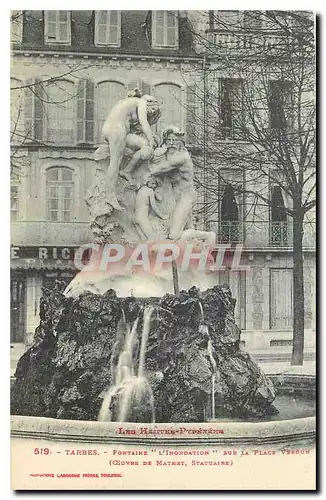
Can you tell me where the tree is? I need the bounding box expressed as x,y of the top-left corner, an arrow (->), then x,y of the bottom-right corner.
184,10 -> 315,365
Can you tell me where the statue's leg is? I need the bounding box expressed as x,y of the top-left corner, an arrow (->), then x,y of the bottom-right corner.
169,191 -> 197,240
121,135 -> 152,182
106,126 -> 127,210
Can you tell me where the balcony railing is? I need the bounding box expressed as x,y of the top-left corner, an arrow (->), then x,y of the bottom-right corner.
209,31 -> 286,53
270,221 -> 288,246
218,221 -> 244,244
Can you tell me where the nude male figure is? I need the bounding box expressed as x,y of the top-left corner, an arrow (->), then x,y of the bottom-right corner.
94,90 -> 160,211
148,126 -> 197,240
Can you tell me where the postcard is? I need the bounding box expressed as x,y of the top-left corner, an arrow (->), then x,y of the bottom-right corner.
10,9 -> 316,491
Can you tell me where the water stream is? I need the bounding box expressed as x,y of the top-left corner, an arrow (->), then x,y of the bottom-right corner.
98,306 -> 155,423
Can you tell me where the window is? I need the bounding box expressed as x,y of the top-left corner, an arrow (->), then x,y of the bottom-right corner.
96,81 -> 125,142
270,186 -> 288,246
219,78 -> 244,135
270,269 -> 293,329
44,80 -> 75,144
11,184 -> 19,221
269,80 -> 294,130
44,11 -> 71,44
10,78 -> 24,143
152,11 -> 179,48
95,11 -> 121,47
154,83 -> 182,135
219,184 -> 240,243
46,167 -> 74,222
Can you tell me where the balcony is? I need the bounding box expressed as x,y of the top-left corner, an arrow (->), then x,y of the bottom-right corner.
218,221 -> 244,244
11,221 -> 93,247
209,31 -> 286,54
270,221 -> 288,246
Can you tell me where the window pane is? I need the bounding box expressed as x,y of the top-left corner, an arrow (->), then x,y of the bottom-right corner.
48,186 -> 58,198
63,186 -> 72,198
47,168 -> 59,181
50,199 -> 58,210
50,211 -> 58,221
46,167 -> 74,222
99,11 -> 107,24
61,168 -> 73,181
47,11 -> 57,22
45,81 -> 74,143
59,11 -> 68,22
166,11 -> 176,27
63,211 -> 71,222
110,11 -> 119,25
63,199 -> 71,210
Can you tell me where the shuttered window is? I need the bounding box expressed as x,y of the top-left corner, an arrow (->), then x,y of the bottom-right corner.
24,78 -> 44,142
152,11 -> 178,48
77,79 -> 94,144
10,78 -> 24,143
95,11 -> 121,47
96,81 -> 125,142
44,80 -> 75,144
154,83 -> 182,135
270,269 -> 293,329
46,167 -> 74,222
44,11 -> 71,44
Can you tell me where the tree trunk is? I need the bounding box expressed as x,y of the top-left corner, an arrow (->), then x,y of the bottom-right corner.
291,210 -> 305,365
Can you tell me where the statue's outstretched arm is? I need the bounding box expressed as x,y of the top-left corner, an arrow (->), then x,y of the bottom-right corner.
137,100 -> 154,147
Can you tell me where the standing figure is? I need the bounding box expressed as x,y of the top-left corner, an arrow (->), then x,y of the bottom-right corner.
94,89 -> 161,211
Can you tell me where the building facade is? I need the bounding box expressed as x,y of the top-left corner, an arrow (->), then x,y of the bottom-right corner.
10,10 -> 316,369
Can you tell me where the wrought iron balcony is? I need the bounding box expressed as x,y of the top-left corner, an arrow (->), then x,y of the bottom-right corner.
270,221 -> 288,246
218,221 -> 243,244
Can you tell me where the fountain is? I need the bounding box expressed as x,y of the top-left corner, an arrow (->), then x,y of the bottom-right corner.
10,90 -> 315,448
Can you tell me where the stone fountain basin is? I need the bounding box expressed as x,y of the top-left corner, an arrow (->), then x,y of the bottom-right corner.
11,374 -> 315,446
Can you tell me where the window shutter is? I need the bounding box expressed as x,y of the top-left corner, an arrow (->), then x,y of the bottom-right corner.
85,79 -> 94,143
77,79 -> 94,144
96,11 -> 108,45
153,11 -> 164,46
108,11 -> 121,46
77,80 -> 85,143
58,11 -> 70,43
34,79 -> 44,141
186,85 -> 196,144
24,78 -> 43,142
24,80 -> 34,141
166,11 -> 178,47
46,11 -> 57,40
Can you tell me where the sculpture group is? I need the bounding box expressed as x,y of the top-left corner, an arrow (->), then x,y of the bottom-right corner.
86,88 -> 213,246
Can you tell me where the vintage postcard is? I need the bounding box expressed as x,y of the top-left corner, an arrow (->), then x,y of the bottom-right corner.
10,10 -> 316,491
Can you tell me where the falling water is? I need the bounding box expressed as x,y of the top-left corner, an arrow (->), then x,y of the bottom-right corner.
198,301 -> 204,323
98,306 -> 155,423
110,310 -> 130,384
138,306 -> 154,377
199,301 -> 216,421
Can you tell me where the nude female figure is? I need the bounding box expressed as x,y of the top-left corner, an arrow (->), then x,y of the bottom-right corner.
94,90 -> 161,211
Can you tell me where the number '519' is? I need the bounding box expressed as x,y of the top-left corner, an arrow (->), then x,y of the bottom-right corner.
34,448 -> 50,455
